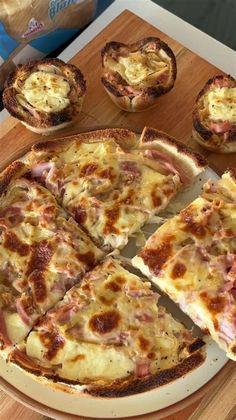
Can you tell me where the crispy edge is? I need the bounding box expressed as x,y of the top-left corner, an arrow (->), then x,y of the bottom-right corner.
9,346 -> 204,397
140,126 -> 207,169
0,161 -> 27,196
31,128 -> 138,154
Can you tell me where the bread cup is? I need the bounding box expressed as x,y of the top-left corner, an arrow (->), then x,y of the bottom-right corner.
3,58 -> 86,135
101,37 -> 177,112
192,75 -> 236,153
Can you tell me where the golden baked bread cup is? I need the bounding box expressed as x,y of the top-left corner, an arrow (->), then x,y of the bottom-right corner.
101,37 -> 177,112
192,75 -> 236,153
3,58 -> 86,135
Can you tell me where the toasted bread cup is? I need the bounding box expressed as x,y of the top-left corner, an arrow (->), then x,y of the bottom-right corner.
192,75 -> 236,153
101,38 -> 177,112
3,58 -> 86,135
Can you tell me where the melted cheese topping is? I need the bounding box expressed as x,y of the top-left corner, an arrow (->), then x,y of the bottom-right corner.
133,172 -> 236,360
207,87 -> 236,122
21,71 -> 70,112
0,177 -> 103,345
28,139 -> 181,250
25,258 -> 196,383
107,51 -> 169,86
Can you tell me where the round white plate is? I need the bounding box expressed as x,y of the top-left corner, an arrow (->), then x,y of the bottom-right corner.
0,166 -> 229,418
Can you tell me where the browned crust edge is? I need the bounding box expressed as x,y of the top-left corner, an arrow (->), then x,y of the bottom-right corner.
101,38 -> 177,112
10,340 -> 205,398
0,161 -> 27,196
192,74 -> 236,150
31,128 -> 138,153
140,127 -> 207,168
88,351 -> 205,397
227,167 -> 236,180
3,58 -> 86,130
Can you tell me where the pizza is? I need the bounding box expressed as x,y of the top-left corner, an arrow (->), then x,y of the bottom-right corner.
10,257 -> 205,397
3,58 -> 86,135
0,127 -> 210,396
192,74 -> 236,153
0,161 -> 103,348
101,38 -> 177,111
23,127 -> 206,251
132,169 -> 236,360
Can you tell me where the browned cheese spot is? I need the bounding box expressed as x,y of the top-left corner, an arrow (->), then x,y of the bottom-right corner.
201,292 -> 226,315
140,236 -> 174,276
80,163 -> 98,177
171,262 -> 187,279
76,251 -> 95,269
104,207 -> 120,235
4,231 -> 30,256
89,310 -> 120,334
138,335 -> 150,351
105,281 -> 121,292
39,328 -> 65,360
69,354 -> 86,362
26,240 -> 53,275
181,208 -> 206,238
73,205 -> 87,224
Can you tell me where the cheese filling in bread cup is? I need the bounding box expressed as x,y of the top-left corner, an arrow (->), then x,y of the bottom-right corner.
192,75 -> 236,153
3,58 -> 86,135
101,38 -> 177,112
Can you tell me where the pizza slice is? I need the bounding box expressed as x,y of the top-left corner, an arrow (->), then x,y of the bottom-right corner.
10,257 -> 205,397
24,127 -> 206,250
0,162 -> 103,348
132,169 -> 236,360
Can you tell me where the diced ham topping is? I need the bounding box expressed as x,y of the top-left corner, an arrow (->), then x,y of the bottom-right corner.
143,149 -> 191,184
125,86 -> 141,96
31,162 -> 53,178
15,299 -> 32,326
213,78 -> 231,88
135,359 -> 150,377
55,303 -> 78,325
22,101 -> 41,120
210,121 -> 232,134
203,179 -> 217,194
125,285 -> 159,302
66,323 -> 83,338
196,246 -> 210,262
120,161 -> 142,185
227,255 -> 236,282
119,331 -> 130,345
0,308 -> 12,346
135,311 -> 154,322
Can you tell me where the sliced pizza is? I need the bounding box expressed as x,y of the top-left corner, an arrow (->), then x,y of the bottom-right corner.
0,161 -> 103,348
24,127 -> 207,250
10,257 -> 205,396
132,169 -> 236,360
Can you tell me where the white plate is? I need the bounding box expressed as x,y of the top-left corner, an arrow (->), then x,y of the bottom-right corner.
0,166 -> 229,418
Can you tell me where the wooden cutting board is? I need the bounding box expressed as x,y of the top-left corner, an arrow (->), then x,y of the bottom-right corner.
0,9 -> 235,420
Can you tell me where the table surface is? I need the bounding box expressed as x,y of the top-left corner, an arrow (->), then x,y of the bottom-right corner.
0,1 -> 236,419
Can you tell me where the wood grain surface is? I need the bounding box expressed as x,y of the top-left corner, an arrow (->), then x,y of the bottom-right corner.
0,9 -> 235,420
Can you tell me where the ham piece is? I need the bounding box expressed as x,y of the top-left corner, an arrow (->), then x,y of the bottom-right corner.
0,308 -> 11,346
210,121 -> 232,134
31,162 -> 53,178
16,299 -> 32,326
143,149 -> 191,184
135,359 -> 150,377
